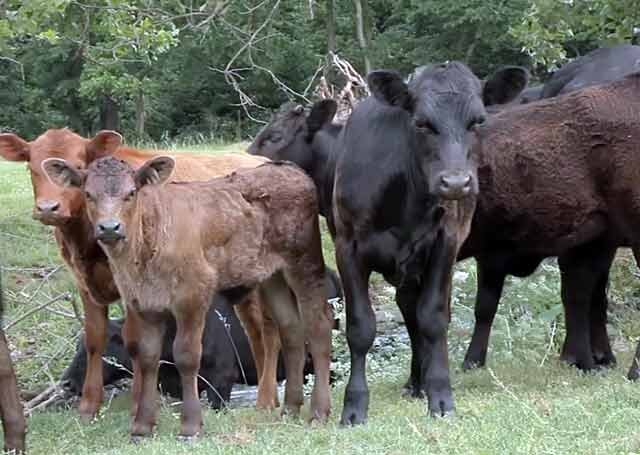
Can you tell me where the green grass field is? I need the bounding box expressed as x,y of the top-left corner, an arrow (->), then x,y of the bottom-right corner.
2,142 -> 640,454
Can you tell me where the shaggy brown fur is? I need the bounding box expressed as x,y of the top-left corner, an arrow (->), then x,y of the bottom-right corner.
459,73 -> 640,374
0,270 -> 26,453
0,128 -> 273,420
46,158 -> 332,439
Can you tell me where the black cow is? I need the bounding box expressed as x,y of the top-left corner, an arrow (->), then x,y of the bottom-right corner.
63,270 -> 343,408
332,62 -> 527,424
248,100 -> 341,233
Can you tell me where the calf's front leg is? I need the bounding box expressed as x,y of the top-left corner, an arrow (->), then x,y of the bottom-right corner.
173,305 -> 207,439
78,289 -> 109,421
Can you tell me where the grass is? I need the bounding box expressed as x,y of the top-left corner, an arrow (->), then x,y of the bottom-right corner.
2,141 -> 640,454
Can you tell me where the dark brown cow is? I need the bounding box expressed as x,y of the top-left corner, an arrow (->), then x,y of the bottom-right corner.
43,157 -> 333,439
0,270 -> 26,453
0,129 -> 277,420
455,73 -> 640,378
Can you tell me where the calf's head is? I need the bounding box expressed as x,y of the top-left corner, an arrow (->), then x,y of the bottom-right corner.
0,129 -> 122,225
42,156 -> 175,246
368,62 -> 527,200
247,100 -> 338,170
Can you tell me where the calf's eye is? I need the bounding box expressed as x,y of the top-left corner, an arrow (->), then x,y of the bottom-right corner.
467,116 -> 486,131
414,119 -> 438,135
124,190 -> 135,201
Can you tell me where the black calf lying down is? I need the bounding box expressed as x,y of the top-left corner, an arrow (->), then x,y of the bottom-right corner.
63,272 -> 343,408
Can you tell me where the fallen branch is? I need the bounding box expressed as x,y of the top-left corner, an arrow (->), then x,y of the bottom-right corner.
3,292 -> 71,331
24,382 -> 65,416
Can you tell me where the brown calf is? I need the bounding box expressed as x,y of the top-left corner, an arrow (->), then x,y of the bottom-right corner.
43,156 -> 332,439
0,129 -> 275,420
0,270 -> 26,453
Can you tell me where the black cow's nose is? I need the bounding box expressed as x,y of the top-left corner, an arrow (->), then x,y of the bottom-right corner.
96,220 -> 124,241
36,200 -> 60,214
438,173 -> 473,200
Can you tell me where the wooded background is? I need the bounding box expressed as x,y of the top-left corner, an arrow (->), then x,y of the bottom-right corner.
1,0 -> 638,142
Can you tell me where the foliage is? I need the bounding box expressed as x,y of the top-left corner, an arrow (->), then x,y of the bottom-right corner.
511,0 -> 640,70
0,0 -> 638,140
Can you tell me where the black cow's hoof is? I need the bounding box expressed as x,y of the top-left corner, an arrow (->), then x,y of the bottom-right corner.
340,390 -> 369,426
560,351 -> 597,371
593,350 -> 617,368
628,367 -> 640,381
461,358 -> 483,371
402,379 -> 425,399
427,390 -> 454,418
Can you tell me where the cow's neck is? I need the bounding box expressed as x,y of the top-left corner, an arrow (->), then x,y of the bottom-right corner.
56,213 -> 105,261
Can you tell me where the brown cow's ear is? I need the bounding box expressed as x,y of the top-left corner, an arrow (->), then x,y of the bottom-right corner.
134,156 -> 175,189
42,158 -> 86,189
86,130 -> 123,162
0,133 -> 30,162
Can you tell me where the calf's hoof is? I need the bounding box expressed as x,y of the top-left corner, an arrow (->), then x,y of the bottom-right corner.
628,366 -> 639,381
402,378 -> 426,399
177,432 -> 201,443
461,354 -> 485,372
340,390 -> 369,426
280,404 -> 301,419
77,401 -> 99,423
427,389 -> 454,418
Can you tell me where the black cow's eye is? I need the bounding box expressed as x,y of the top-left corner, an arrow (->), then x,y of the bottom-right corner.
267,133 -> 283,143
414,119 -> 438,135
467,116 -> 486,131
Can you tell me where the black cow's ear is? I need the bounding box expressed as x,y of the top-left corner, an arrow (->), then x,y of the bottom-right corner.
483,66 -> 529,106
42,158 -> 86,188
368,70 -> 414,111
307,100 -> 337,136
134,155 -> 175,189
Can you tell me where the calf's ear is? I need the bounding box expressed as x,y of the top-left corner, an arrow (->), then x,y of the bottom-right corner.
42,158 -> 85,188
0,133 -> 30,162
482,66 -> 529,106
86,130 -> 123,163
307,100 -> 338,136
134,155 -> 175,189
368,70 -> 414,111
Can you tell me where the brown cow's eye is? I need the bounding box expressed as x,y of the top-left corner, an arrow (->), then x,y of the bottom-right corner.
414,119 -> 438,135
84,191 -> 94,201
124,190 -> 136,201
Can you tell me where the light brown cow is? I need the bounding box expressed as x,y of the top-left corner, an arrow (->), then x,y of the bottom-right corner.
0,270 -> 26,453
0,129 -> 284,420
43,156 -> 333,439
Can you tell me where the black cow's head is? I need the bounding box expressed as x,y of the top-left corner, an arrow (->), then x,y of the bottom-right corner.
247,100 -> 338,172
368,62 -> 528,200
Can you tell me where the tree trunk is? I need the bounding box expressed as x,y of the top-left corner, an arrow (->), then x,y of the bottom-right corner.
99,95 -> 119,131
327,0 -> 336,53
135,90 -> 145,139
352,0 -> 371,74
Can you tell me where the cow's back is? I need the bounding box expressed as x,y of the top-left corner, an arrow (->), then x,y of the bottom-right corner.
464,73 -> 640,256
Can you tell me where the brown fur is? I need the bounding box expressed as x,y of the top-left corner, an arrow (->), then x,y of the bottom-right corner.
0,128 -> 275,420
459,73 -> 640,373
79,159 -> 332,438
0,271 -> 26,453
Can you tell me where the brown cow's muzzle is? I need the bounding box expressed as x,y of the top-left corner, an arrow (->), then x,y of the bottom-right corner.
33,199 -> 70,225
96,220 -> 126,244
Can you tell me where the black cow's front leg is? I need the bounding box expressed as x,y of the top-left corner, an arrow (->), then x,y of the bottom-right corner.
396,284 -> 423,397
336,237 -> 375,425
588,248 -> 616,367
462,257 -> 507,370
416,232 -> 457,417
